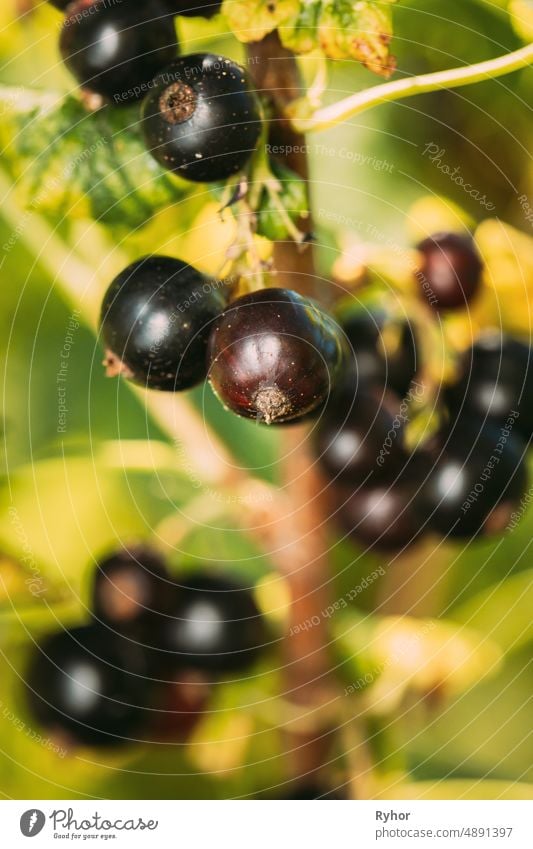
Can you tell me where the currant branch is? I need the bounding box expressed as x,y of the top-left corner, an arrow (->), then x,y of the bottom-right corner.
291,41 -> 533,133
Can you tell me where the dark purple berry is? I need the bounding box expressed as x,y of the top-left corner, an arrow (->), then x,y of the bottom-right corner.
416,232 -> 483,311
26,625 -> 149,747
157,572 -> 267,673
337,472 -> 425,552
314,391 -> 403,483
207,288 -> 345,425
416,418 -> 527,538
445,334 -> 533,442
60,0 -> 178,105
141,54 -> 262,183
338,306 -> 418,399
91,546 -> 171,628
100,255 -> 226,391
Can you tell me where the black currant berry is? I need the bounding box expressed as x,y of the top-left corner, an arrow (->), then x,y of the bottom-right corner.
416,419 -> 527,538
416,232 -> 483,311
165,0 -> 221,16
314,391 -> 403,483
445,334 -> 533,442
207,288 -> 345,425
26,625 -> 149,747
338,306 -> 418,399
141,54 -> 262,183
91,546 -> 171,629
48,0 -> 72,9
337,471 -> 425,551
60,0 -> 178,105
158,572 -> 267,673
101,255 -> 226,391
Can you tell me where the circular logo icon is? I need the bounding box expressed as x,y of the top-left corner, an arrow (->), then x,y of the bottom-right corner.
20,810 -> 46,837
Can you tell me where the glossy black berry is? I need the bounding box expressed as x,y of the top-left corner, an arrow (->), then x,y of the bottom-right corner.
60,0 -> 178,105
338,305 -> 418,399
207,288 -> 345,425
337,472 -> 425,551
157,572 -> 267,673
26,625 -> 149,747
101,255 -> 226,391
416,419 -> 527,538
445,334 -> 533,442
416,232 -> 483,311
141,54 -> 262,183
91,546 -> 171,629
165,0 -> 221,16
314,391 -> 403,483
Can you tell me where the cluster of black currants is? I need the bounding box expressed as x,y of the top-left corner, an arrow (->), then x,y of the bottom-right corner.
100,258 -> 346,425
51,0 -> 263,183
26,548 -> 267,747
314,233 -> 532,549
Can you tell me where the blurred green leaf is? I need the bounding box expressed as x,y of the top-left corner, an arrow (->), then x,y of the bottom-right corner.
1,97 -> 189,232
222,0 -> 299,41
255,161 -> 309,242
0,457 -> 184,596
452,570 -> 533,654
318,0 -> 396,76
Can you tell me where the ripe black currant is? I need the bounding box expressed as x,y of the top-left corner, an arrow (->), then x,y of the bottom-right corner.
416,232 -> 483,311
141,54 -> 262,183
416,419 -> 527,538
157,572 -> 267,673
60,0 -> 178,105
100,255 -> 226,391
314,391 -> 404,483
165,0 -> 221,16
338,305 -> 418,399
26,625 -> 149,747
337,470 -> 425,551
91,546 -> 171,629
445,334 -> 533,442
207,288 -> 345,425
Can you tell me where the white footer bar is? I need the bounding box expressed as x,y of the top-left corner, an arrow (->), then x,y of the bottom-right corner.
4,800 -> 532,848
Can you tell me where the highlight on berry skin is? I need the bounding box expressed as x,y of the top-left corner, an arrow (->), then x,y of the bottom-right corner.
141,54 -> 263,183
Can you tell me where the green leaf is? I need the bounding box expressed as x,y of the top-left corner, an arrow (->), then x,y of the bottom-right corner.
0,457 -> 182,596
334,611 -> 502,712
255,161 -> 309,241
452,570 -> 533,654
280,0 -> 322,53
1,96 -> 189,232
318,0 -> 397,77
221,0 -> 300,42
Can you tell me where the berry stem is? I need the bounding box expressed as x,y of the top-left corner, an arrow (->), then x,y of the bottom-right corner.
292,42 -> 533,133
246,33 -> 342,787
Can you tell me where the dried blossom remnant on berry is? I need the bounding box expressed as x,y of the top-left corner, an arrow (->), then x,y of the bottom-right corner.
254,386 -> 294,424
159,82 -> 198,125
